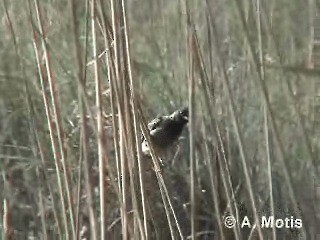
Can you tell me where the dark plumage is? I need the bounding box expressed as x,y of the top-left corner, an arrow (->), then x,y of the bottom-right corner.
142,107 -> 189,156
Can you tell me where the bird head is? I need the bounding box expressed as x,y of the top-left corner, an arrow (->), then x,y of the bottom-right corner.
179,107 -> 189,122
169,107 -> 189,124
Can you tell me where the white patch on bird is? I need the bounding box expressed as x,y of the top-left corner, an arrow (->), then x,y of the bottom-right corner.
142,140 -> 150,155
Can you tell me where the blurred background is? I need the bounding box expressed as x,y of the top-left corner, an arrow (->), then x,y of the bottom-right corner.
0,0 -> 319,239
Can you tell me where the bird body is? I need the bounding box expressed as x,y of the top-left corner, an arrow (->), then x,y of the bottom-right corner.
142,107 -> 188,156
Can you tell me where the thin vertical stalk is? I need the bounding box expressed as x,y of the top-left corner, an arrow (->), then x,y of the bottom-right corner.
188,41 -> 196,240
185,3 -> 197,239
3,198 -> 11,239
68,0 -> 84,239
32,38 -> 70,238
37,169 -> 48,240
105,36 -> 122,205
69,0 -> 99,238
120,0 -> 148,238
257,3 -> 276,239
264,107 -> 276,240
109,1 -> 129,238
307,0 -> 314,68
75,141 -> 83,240
158,182 -> 176,240
33,0 -> 76,238
97,11 -> 126,238
158,175 -> 184,239
119,116 -> 128,239
33,119 -> 62,237
109,0 -> 122,203
91,0 -> 106,238
201,122 -> 226,240
2,173 -> 12,240
216,125 -> 241,239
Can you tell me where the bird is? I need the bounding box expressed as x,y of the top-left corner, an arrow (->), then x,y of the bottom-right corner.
142,107 -> 189,156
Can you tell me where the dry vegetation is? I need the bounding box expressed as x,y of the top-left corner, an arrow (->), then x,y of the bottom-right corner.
0,0 -> 319,239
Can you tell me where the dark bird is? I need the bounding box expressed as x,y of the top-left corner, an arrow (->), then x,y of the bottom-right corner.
142,107 -> 189,156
